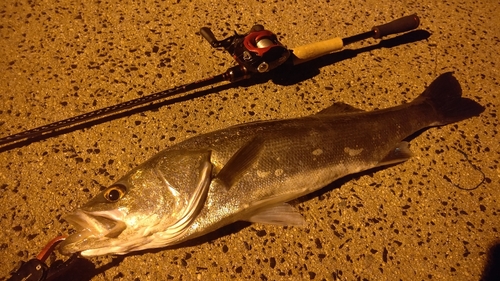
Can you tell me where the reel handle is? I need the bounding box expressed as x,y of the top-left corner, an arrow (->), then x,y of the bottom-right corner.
200,27 -> 220,48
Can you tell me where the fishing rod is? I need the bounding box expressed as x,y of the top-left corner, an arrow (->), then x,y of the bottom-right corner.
0,14 -> 419,150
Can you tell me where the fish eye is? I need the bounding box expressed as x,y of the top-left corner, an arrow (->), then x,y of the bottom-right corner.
103,185 -> 126,202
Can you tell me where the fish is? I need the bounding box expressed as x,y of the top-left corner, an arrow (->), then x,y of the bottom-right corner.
58,72 -> 484,257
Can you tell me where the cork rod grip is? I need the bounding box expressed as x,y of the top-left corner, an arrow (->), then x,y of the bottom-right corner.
291,37 -> 344,65
290,14 -> 419,65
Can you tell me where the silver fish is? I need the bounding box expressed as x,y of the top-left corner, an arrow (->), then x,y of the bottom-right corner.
59,72 -> 483,256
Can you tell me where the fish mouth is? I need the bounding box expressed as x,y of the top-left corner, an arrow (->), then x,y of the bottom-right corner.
59,209 -> 127,255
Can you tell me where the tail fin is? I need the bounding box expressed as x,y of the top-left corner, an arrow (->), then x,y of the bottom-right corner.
416,72 -> 484,125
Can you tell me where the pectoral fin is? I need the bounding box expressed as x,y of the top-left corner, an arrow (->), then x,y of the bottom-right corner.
377,141 -> 413,167
216,137 -> 265,190
247,203 -> 306,226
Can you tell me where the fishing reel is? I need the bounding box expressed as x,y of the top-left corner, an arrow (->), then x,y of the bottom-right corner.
200,25 -> 290,74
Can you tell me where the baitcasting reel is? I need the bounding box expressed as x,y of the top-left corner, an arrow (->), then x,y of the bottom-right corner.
200,25 -> 290,74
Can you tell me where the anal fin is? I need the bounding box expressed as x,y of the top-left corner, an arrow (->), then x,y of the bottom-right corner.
377,141 -> 413,167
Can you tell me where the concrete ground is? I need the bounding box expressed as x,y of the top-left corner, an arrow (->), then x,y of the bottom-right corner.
1,0 -> 499,280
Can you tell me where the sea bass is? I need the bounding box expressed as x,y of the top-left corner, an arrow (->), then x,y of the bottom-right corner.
59,73 -> 484,256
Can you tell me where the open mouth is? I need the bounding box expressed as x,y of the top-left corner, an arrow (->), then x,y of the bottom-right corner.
59,210 -> 127,255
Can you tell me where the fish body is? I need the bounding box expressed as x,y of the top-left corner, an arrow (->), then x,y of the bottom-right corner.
59,73 -> 484,256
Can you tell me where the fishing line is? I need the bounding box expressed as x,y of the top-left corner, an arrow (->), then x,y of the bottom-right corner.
442,148 -> 485,191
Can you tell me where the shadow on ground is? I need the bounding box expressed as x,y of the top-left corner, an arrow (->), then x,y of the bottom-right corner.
481,241 -> 500,281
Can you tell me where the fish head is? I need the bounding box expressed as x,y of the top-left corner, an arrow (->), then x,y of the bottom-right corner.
58,149 -> 213,256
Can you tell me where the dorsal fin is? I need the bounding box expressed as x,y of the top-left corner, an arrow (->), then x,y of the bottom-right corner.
215,137 -> 265,190
316,102 -> 364,115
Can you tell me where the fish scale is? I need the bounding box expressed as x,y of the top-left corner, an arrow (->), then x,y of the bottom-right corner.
179,113 -> 420,238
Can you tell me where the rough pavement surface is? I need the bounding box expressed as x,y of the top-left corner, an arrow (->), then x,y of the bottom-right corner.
1,1 -> 499,280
